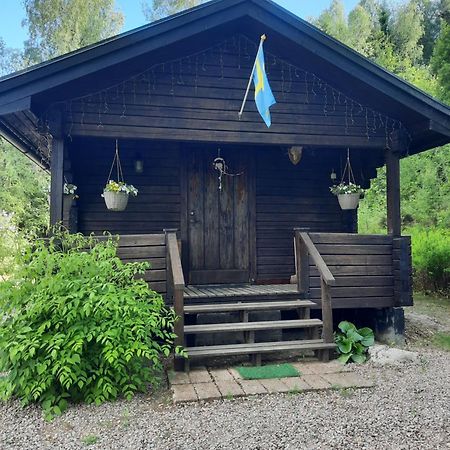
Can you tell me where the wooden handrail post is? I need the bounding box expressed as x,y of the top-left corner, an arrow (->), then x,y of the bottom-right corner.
164,229 -> 185,355
294,228 -> 310,295
295,230 -> 335,349
321,277 -> 334,343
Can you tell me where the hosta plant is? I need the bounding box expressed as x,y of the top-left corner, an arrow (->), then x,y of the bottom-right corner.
334,321 -> 374,364
0,230 -> 184,419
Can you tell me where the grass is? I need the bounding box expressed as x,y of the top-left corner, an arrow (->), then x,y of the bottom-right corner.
407,293 -> 450,351
433,332 -> 450,351
410,293 -> 450,321
235,363 -> 299,380
82,435 -> 98,446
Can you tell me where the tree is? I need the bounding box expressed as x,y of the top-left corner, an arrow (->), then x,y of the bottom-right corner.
388,1 -> 424,64
313,0 -> 349,44
0,138 -> 49,233
0,38 -> 24,77
142,0 -> 204,22
23,0 -> 124,64
432,20 -> 450,103
347,5 -> 374,54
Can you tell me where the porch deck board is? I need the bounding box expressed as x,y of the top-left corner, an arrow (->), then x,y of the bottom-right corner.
184,284 -> 298,299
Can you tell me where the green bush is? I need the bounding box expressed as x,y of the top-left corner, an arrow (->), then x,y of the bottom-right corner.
0,231 -> 183,418
408,227 -> 450,295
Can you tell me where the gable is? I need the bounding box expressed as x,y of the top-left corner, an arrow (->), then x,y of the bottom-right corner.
0,0 -> 449,161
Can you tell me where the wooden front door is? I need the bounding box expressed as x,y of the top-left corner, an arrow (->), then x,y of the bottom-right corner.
187,147 -> 251,284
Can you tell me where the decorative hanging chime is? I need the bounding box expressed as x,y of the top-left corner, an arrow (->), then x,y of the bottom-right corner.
212,148 -> 244,192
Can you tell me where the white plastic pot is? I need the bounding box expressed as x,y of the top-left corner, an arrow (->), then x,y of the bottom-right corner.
337,193 -> 360,210
63,194 -> 75,213
103,191 -> 129,211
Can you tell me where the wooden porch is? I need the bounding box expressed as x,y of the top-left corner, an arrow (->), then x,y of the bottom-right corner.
115,229 -> 412,370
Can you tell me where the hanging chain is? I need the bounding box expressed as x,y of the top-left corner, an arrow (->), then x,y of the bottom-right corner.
340,148 -> 356,185
106,139 -> 124,184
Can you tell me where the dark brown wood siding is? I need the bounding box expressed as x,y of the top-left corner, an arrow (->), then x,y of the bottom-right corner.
308,233 -> 395,309
64,37 -> 390,148
72,139 -> 181,235
256,148 -> 356,282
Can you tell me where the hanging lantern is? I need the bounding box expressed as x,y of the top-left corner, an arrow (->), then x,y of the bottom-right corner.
134,153 -> 144,174
288,146 -> 303,165
330,169 -> 337,183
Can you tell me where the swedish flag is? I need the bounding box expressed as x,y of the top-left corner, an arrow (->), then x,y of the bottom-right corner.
253,38 -> 276,127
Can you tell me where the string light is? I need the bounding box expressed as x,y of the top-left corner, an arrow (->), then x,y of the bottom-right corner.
46,34 -> 409,151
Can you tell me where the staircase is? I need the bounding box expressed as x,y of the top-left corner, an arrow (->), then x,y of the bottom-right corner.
165,230 -> 337,372
176,284 -> 335,370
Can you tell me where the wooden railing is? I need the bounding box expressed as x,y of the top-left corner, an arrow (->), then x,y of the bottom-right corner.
165,229 -> 185,350
294,229 -> 336,344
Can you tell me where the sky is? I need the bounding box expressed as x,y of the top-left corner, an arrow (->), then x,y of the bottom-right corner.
0,0 -> 360,50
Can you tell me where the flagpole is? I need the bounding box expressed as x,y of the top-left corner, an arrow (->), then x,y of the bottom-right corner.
238,34 -> 266,120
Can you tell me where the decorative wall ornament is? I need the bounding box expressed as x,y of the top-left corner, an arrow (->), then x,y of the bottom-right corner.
288,146 -> 303,165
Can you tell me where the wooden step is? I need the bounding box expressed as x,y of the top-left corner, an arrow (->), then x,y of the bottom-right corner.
178,339 -> 336,358
184,319 -> 322,334
184,299 -> 316,314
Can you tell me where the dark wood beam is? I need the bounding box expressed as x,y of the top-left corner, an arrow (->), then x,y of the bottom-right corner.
50,137 -> 65,226
0,96 -> 31,115
385,148 -> 401,237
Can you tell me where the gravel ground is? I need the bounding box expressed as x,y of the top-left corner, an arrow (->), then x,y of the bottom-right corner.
0,347 -> 449,450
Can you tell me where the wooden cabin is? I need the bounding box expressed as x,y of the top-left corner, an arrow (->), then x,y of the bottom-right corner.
1,0 -> 449,366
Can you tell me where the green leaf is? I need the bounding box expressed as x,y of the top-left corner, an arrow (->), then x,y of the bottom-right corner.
337,353 -> 352,364
358,327 -> 375,347
351,354 -> 367,364
337,338 -> 352,354
338,321 -> 356,333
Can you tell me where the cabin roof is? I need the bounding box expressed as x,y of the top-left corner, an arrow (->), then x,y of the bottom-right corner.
1,0 -> 449,165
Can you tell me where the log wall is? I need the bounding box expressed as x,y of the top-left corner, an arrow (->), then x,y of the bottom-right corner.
72,139 -> 181,235
255,148 -> 356,282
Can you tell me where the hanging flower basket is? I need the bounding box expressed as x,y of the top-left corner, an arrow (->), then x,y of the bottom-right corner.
337,192 -> 361,210
330,183 -> 364,210
63,183 -> 78,213
102,140 -> 139,211
102,181 -> 138,211
330,149 -> 364,210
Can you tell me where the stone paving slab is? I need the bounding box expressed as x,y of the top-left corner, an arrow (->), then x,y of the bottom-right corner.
189,367 -> 212,384
260,378 -> 292,394
216,380 -> 245,398
293,361 -> 351,375
169,371 -> 190,385
321,372 -> 375,389
279,377 -> 311,392
170,361 -> 374,403
193,382 -> 222,401
301,374 -> 333,390
210,369 -> 235,382
172,384 -> 197,403
239,380 -> 267,396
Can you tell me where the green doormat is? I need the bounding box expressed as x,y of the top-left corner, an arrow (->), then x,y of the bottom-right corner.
235,363 -> 300,380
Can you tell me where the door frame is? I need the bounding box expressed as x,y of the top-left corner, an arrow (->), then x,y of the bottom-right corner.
180,143 -> 257,285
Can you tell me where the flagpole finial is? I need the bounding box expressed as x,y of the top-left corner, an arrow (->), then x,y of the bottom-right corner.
261,34 -> 267,41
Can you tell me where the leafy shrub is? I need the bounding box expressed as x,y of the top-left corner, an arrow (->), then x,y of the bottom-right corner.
408,227 -> 450,295
0,231 -> 183,418
334,321 -> 374,364
0,210 -> 26,280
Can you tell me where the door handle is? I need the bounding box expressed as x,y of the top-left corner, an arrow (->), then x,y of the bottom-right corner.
189,210 -> 198,223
